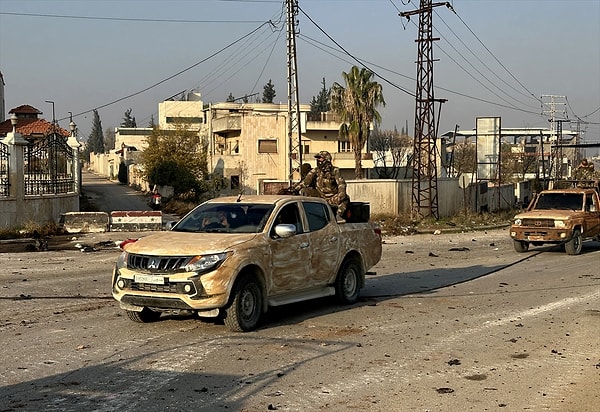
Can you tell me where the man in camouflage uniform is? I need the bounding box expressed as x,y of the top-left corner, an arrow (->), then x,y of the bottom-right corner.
574,158 -> 597,187
294,151 -> 350,220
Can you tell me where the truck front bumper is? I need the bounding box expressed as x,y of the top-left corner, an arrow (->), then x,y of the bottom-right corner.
510,226 -> 571,243
112,266 -> 229,311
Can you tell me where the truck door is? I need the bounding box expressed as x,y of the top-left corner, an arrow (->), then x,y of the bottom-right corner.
586,193 -> 600,236
302,201 -> 340,284
268,203 -> 312,294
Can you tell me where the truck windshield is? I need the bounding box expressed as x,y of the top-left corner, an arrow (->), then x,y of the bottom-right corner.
172,204 -> 274,233
534,193 -> 583,211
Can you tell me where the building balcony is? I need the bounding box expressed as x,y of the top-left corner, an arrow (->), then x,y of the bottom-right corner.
212,115 -> 242,133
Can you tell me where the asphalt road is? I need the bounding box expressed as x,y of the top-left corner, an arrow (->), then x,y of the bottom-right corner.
81,170 -> 179,224
0,177 -> 599,411
81,170 -> 152,213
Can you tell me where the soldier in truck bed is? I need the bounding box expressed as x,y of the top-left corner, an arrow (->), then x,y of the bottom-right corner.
294,150 -> 350,221
574,158 -> 597,187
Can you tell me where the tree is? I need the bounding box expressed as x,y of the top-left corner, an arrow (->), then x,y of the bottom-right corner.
330,66 -> 385,179
309,77 -> 330,118
262,79 -> 276,103
104,127 -> 115,152
121,108 -> 137,128
83,109 -> 105,161
226,93 -> 235,102
499,143 -> 537,183
370,127 -> 411,179
140,121 -> 209,198
148,114 -> 156,128
450,140 -> 476,176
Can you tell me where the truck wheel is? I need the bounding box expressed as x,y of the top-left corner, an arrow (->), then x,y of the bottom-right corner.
126,307 -> 161,323
224,275 -> 262,332
513,240 -> 529,253
564,230 -> 583,255
335,258 -> 363,304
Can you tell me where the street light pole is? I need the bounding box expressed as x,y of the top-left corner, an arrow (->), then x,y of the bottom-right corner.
45,100 -> 55,125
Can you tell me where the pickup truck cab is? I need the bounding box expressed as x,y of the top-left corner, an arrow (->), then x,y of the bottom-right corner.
510,186 -> 600,255
112,195 -> 382,331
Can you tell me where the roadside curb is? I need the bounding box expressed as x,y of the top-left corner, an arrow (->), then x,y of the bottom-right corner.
413,223 -> 510,235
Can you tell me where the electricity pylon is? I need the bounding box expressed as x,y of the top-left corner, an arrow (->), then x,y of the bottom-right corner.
286,0 -> 302,185
400,1 -> 451,220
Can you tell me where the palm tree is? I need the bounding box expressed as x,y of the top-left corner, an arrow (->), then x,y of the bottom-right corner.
330,66 -> 385,179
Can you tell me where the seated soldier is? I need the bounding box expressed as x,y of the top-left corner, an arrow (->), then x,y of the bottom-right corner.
294,151 -> 350,221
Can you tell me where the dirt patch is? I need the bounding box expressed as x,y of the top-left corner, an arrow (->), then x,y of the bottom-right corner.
0,232 -> 136,254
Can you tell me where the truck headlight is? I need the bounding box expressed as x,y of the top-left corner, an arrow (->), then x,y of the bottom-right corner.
184,252 -> 229,273
514,218 -> 522,226
554,220 -> 566,228
116,251 -> 129,269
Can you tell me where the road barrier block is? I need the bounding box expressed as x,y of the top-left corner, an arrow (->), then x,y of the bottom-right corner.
110,211 -> 162,232
60,212 -> 109,233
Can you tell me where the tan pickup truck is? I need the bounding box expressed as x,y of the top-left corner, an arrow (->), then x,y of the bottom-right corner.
510,186 -> 600,255
112,195 -> 382,331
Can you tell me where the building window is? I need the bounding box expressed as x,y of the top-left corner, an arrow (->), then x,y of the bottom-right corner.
300,143 -> 310,155
338,140 -> 351,152
231,175 -> 240,190
258,139 -> 277,154
228,140 -> 239,154
165,116 -> 203,124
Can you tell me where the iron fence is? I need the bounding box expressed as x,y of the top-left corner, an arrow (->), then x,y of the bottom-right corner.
24,132 -> 75,195
0,142 -> 8,197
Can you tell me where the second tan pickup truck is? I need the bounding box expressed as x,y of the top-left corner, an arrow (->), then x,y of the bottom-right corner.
510,186 -> 600,255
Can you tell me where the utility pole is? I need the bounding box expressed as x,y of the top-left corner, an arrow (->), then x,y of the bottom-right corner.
400,1 -> 451,220
541,95 -> 567,182
286,0 -> 302,185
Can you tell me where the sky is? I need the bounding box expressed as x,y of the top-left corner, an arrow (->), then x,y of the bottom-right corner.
1,0 -> 599,156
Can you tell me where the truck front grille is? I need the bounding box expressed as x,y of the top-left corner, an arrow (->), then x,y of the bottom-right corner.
521,218 -> 555,228
131,281 -> 179,293
127,254 -> 191,271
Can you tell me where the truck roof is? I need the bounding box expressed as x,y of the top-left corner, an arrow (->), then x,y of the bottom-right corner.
540,187 -> 598,195
203,194 -> 327,205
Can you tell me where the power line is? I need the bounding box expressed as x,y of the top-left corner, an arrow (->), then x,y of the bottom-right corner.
450,7 -> 541,104
58,21 -> 274,122
432,7 -> 540,108
0,11 -> 265,24
298,30 -> 542,118
298,5 -> 416,98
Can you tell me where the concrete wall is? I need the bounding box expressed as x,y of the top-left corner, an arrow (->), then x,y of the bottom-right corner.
346,178 -> 467,217
261,178 -> 516,218
1,194 -> 79,228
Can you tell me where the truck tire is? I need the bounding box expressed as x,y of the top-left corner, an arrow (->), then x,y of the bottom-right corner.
513,240 -> 529,253
224,275 -> 263,332
564,230 -> 583,255
126,307 -> 161,323
335,258 -> 363,304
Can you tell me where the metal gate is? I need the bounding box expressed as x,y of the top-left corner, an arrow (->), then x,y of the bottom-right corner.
0,142 -> 8,197
24,132 -> 75,195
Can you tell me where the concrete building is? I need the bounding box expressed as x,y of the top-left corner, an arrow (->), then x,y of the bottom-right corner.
202,102 -> 375,195
106,94 -> 376,196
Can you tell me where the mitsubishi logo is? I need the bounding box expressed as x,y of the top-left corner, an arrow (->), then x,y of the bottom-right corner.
148,258 -> 160,270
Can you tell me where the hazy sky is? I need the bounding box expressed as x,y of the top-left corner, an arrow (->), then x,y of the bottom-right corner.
1,0 -> 599,155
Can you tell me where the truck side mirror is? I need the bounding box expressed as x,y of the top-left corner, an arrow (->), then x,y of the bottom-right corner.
274,224 -> 296,238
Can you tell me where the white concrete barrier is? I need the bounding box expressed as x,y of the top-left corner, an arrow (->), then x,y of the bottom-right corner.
110,211 -> 162,232
60,212 -> 110,233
